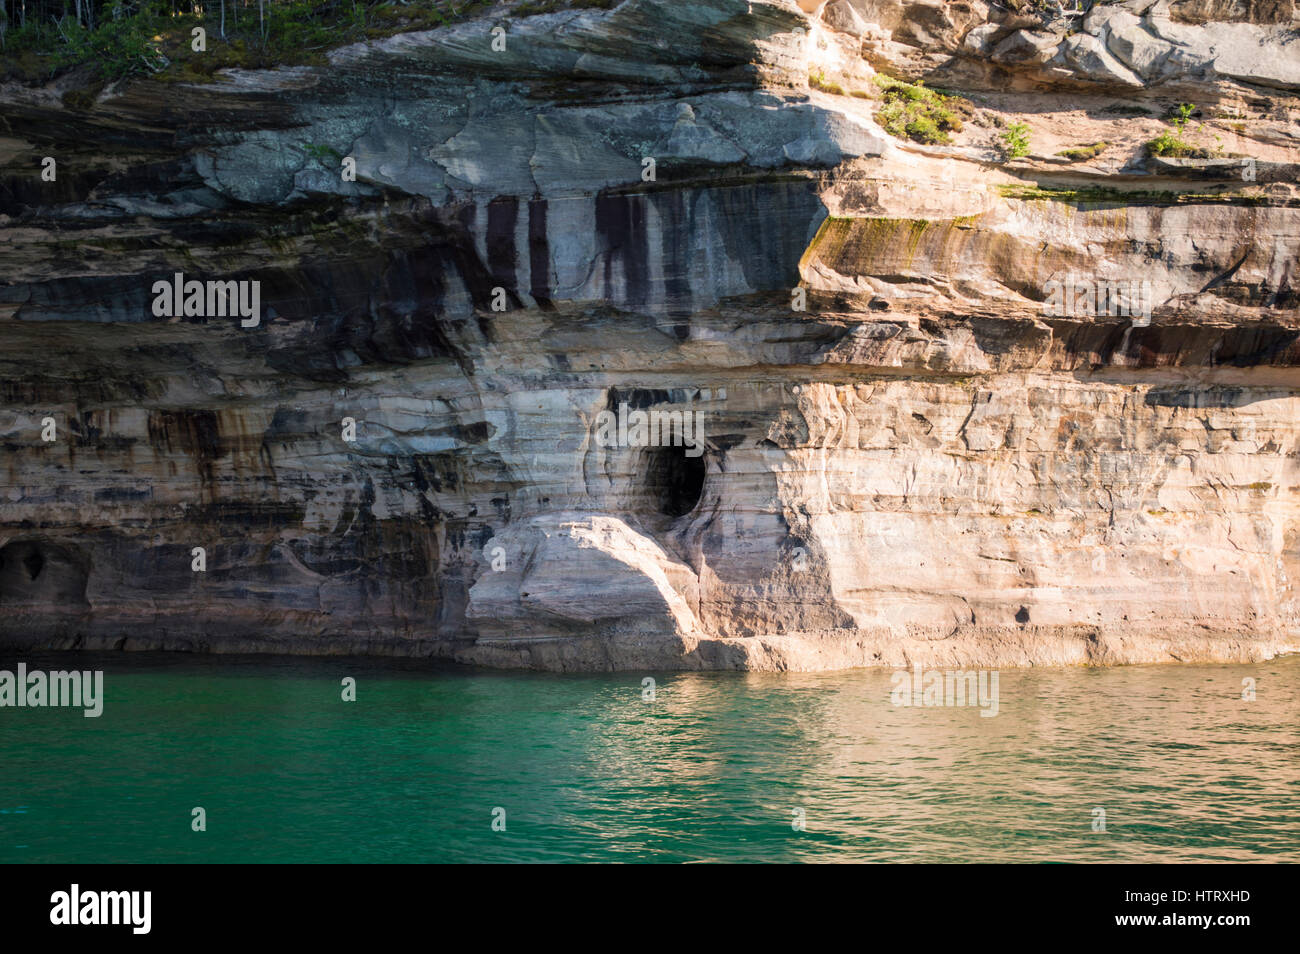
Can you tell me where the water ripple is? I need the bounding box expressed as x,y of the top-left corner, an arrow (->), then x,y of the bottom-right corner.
0,652 -> 1296,863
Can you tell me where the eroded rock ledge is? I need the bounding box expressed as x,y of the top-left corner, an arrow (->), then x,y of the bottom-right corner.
1,0 -> 1297,670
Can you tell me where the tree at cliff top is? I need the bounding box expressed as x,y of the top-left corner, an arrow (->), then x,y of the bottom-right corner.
0,0 -> 501,80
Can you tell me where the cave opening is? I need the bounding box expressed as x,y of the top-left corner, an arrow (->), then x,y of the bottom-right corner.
642,446 -> 706,518
23,549 -> 45,581
0,541 -> 89,608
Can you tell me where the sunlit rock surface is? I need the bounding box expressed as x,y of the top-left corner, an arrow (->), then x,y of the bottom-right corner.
1,0 -> 1298,670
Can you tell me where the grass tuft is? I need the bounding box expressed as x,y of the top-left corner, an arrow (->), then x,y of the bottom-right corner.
1055,141 -> 1108,162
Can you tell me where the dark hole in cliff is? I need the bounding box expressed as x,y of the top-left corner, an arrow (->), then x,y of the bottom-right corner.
0,541 -> 89,608
1016,606 -> 1030,625
643,446 -> 706,518
23,549 -> 45,581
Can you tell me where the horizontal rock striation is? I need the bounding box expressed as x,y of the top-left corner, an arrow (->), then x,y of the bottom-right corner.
1,0 -> 1298,670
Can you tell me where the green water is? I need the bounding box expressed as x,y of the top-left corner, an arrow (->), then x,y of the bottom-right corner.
0,651 -> 1296,863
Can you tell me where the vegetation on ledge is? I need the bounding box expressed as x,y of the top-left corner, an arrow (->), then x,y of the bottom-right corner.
808,69 -> 845,97
873,75 -> 973,146
996,183 -> 1275,207
1000,120 -> 1031,160
1056,141 -> 1108,162
1145,103 -> 1216,159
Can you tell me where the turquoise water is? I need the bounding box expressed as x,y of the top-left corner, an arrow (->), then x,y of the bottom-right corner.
0,651 -> 1296,863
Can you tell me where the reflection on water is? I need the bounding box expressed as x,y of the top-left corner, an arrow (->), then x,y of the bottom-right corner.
0,652 -> 1296,862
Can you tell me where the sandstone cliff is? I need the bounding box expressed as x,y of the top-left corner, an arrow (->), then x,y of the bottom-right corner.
1,0 -> 1298,670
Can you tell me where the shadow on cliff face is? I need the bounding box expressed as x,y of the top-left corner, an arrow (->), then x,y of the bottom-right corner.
0,540 -> 90,609
1143,385 -> 1287,408
592,180 -> 827,317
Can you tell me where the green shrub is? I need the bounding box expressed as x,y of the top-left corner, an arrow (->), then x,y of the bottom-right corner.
1168,102 -> 1196,130
1145,103 -> 1216,158
873,75 -> 972,145
904,116 -> 945,144
1001,121 -> 1031,160
303,142 -> 344,166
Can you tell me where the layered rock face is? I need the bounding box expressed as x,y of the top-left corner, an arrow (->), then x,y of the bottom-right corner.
1,0 -> 1298,670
